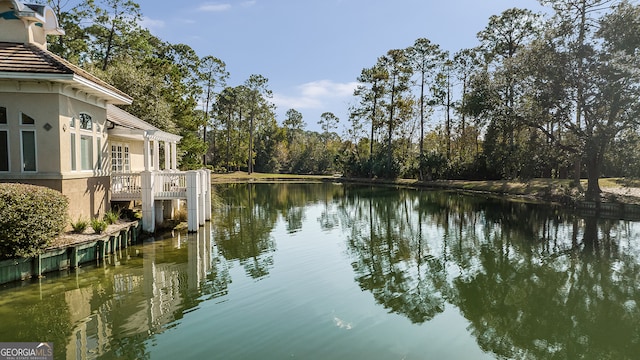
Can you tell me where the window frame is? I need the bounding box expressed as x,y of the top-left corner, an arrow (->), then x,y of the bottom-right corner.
0,129 -> 9,172
80,134 -> 93,172
79,113 -> 92,131
20,130 -> 37,172
111,143 -> 130,173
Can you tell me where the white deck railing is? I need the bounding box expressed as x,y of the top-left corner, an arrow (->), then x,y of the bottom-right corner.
111,171 -> 188,201
111,172 -> 142,200
110,169 -> 211,232
154,171 -> 187,199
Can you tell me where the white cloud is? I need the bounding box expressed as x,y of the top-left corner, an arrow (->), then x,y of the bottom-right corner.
272,80 -> 359,111
198,3 -> 232,12
139,16 -> 165,30
241,1 -> 256,7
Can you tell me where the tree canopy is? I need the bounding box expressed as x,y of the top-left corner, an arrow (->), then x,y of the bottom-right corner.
36,0 -> 640,199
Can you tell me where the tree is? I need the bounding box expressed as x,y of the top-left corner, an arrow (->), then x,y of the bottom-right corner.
378,49 -> 413,176
197,56 -> 228,165
352,64 -> 388,177
244,75 -> 273,174
407,38 -> 444,165
318,112 -> 339,134
477,8 -> 541,178
85,0 -> 143,70
38,0 -> 93,64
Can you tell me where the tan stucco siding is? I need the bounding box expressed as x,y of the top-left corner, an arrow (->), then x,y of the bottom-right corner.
0,176 -> 108,221
0,4 -> 29,44
128,140 -> 145,172
58,96 -> 108,176
61,176 -> 109,220
0,91 -> 62,175
108,134 -> 146,172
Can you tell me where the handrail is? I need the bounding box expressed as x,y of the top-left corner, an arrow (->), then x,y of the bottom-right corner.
110,171 -> 189,200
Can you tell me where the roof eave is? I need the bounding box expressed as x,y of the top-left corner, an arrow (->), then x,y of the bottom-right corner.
0,72 -> 132,105
73,74 -> 132,105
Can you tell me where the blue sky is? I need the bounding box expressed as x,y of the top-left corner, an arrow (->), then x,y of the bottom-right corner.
136,0 -> 546,133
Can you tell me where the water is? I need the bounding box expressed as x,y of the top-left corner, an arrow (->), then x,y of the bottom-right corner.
1,183 -> 639,359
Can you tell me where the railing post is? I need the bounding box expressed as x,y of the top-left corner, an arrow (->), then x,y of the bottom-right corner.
186,170 -> 200,232
198,170 -> 206,226
141,171 -> 155,233
204,169 -> 211,222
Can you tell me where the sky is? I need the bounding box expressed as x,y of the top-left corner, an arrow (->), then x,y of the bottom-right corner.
135,0 -> 547,133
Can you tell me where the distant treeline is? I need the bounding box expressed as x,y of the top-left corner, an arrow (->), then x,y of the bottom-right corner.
40,0 -> 640,201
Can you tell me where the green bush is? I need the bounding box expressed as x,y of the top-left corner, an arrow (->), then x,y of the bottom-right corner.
0,183 -> 68,259
104,209 -> 120,225
70,217 -> 88,233
90,218 -> 107,234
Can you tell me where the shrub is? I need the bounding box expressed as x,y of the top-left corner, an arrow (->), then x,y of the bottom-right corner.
70,217 -> 88,233
175,208 -> 188,222
104,209 -> 120,225
0,183 -> 68,259
90,218 -> 108,234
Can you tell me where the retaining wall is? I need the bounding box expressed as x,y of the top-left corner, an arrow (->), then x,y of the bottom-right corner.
0,221 -> 142,285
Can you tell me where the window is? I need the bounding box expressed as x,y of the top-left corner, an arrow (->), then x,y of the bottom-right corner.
97,138 -> 102,170
79,113 -> 92,130
21,130 -> 36,172
70,117 -> 75,128
21,113 -> 35,125
70,133 -> 76,171
0,130 -> 8,171
0,107 -> 6,124
111,143 -> 130,172
80,135 -> 92,171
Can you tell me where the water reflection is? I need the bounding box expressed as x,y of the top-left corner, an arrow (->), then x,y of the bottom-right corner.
337,186 -> 640,359
0,183 -> 638,359
0,223 -> 215,359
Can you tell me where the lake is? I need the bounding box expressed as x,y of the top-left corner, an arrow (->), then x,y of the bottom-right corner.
0,183 -> 639,359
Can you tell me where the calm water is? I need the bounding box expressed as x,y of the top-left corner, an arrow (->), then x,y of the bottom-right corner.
1,183 -> 639,359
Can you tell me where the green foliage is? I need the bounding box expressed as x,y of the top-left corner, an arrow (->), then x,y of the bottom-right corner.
70,217 -> 88,234
104,209 -> 121,225
0,183 -> 68,259
90,218 -> 108,234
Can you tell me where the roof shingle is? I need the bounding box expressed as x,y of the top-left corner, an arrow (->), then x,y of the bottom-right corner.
0,41 -> 131,102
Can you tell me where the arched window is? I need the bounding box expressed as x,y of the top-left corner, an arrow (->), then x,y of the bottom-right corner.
79,113 -> 92,130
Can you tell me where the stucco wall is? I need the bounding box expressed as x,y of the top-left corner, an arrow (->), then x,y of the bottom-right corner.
0,91 -> 61,175
61,176 -> 110,220
58,95 -> 108,176
0,3 -> 29,44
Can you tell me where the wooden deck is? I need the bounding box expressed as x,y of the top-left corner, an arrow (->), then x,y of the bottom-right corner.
110,170 -> 211,232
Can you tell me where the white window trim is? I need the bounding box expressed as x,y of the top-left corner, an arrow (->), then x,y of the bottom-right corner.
111,142 -> 130,173
70,133 -> 76,171
80,134 -> 93,172
0,129 -> 9,172
77,112 -> 95,172
20,130 -> 37,173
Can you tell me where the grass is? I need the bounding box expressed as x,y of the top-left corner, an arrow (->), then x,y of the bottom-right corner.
211,172 -> 640,204
70,217 -> 88,234
211,171 -> 336,183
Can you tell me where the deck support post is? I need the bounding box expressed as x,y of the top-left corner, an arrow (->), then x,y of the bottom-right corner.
203,169 -> 211,222
186,170 -> 200,232
141,171 -> 156,233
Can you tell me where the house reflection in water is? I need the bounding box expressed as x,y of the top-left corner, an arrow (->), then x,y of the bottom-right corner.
62,223 -> 213,359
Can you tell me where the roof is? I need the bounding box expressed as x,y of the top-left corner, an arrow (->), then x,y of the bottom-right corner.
107,104 -> 181,143
0,42 -> 132,104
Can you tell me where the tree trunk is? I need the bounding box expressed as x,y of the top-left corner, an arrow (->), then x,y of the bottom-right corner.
585,151 -> 601,203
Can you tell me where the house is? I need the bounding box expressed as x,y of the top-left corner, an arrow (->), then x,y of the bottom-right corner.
0,0 -> 210,232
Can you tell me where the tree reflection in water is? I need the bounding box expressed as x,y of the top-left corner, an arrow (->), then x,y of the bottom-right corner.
0,183 -> 638,359
335,185 -> 640,359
